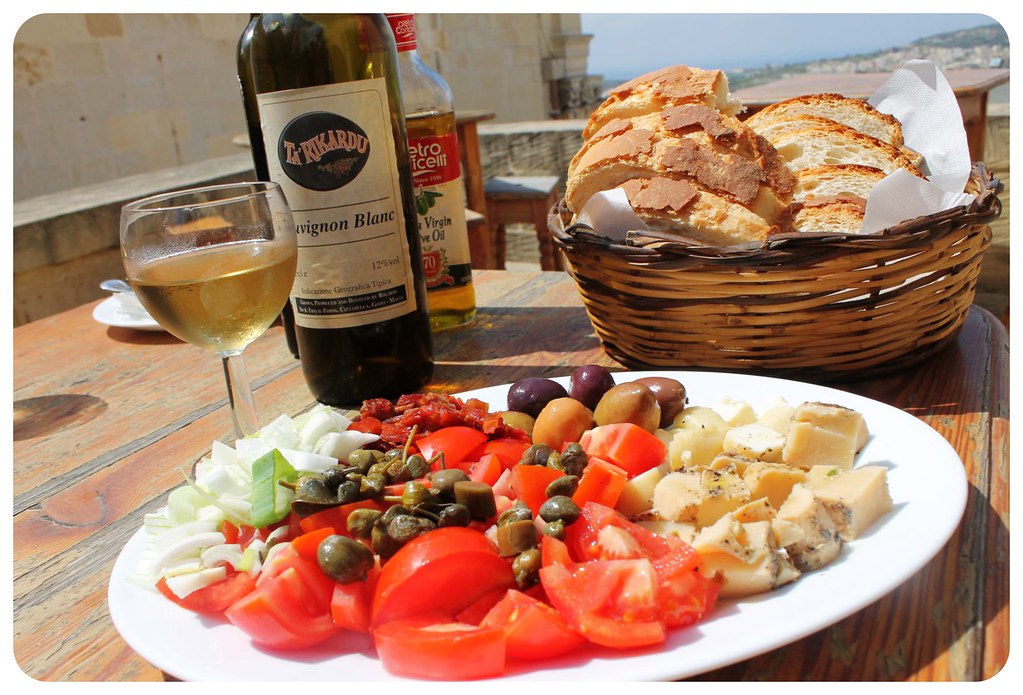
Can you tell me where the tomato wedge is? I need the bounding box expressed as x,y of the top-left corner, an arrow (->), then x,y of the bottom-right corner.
373,613 -> 506,680
579,423 -> 667,478
156,570 -> 256,616
571,457 -> 628,509
417,426 -> 489,472
371,527 -> 515,628
468,452 -> 502,486
481,589 -> 586,661
508,464 -> 564,515
466,437 -> 531,470
225,565 -> 339,649
330,562 -> 380,633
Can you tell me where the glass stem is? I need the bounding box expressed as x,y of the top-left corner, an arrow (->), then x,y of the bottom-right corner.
221,351 -> 260,439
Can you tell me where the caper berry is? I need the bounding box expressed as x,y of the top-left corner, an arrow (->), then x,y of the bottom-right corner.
371,522 -> 403,559
497,519 -> 538,557
557,442 -> 589,477
497,502 -> 533,527
403,454 -> 431,480
428,468 -> 470,499
539,495 -> 581,525
401,480 -> 433,509
380,504 -> 412,525
436,503 -> 471,528
359,472 -> 387,498
519,443 -> 554,467
512,548 -> 542,589
545,475 -> 579,499
541,518 -> 566,540
317,534 -> 374,584
348,448 -> 384,473
346,508 -> 382,539
336,478 -> 362,504
453,481 -> 498,521
321,465 -> 348,491
387,513 -> 433,543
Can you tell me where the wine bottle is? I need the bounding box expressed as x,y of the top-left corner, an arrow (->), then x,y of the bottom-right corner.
237,13 -> 434,406
386,13 -> 477,331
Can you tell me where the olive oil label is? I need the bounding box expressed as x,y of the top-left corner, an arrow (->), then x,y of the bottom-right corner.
409,131 -> 472,292
257,79 -> 417,330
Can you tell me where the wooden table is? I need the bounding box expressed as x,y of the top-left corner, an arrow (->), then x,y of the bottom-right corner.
734,68 -> 1009,162
12,270 -> 1009,681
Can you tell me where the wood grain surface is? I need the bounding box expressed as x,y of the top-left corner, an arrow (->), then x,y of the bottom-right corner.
12,270 -> 1009,681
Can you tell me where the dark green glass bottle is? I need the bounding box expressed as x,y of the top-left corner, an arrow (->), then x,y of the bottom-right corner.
237,14 -> 434,406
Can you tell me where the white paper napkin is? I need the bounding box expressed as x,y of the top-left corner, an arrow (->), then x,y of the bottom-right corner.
575,60 -> 975,240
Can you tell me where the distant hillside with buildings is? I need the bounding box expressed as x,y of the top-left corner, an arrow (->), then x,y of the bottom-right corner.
726,23 -> 1009,91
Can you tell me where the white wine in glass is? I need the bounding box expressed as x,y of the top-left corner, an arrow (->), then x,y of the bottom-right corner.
120,182 -> 298,438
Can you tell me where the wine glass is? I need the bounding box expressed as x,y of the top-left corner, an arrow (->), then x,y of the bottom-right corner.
120,181 -> 298,439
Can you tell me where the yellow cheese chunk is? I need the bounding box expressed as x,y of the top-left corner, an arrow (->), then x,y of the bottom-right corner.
732,496 -> 776,523
709,452 -> 757,477
742,462 -> 808,509
812,465 -> 893,540
777,484 -> 842,571
758,398 -> 795,436
782,421 -> 858,471
692,516 -> 800,597
722,423 -> 786,462
803,464 -> 844,489
651,468 -> 750,527
668,406 -> 731,469
615,463 -> 670,518
793,401 -> 869,451
718,398 -> 758,427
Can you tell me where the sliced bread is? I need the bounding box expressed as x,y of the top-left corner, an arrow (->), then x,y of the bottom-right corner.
764,123 -> 922,177
745,93 -> 904,148
793,164 -> 887,202
790,195 -> 867,235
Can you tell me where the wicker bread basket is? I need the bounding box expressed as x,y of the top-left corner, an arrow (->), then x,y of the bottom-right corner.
550,163 -> 1002,380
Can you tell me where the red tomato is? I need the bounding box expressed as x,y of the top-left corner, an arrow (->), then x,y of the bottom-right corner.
156,570 -> 256,616
330,562 -> 379,633
579,423 -> 667,478
291,526 -> 335,561
417,426 -> 489,471
507,464 -> 565,515
540,557 -> 666,649
571,457 -> 628,509
468,453 -> 502,486
454,586 -> 508,625
259,543 -> 336,609
298,498 -> 388,536
225,566 -> 339,649
373,613 -> 506,680
540,534 -> 574,568
481,589 -> 586,661
371,527 -> 515,628
466,437 -> 531,470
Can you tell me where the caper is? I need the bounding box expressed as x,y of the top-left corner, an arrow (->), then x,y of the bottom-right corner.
346,508 -> 382,539
428,468 -> 470,499
367,460 -> 392,479
321,465 -> 348,491
453,481 -> 497,521
404,454 -> 430,480
371,522 -> 403,559
291,476 -> 340,515
382,448 -> 404,464
541,518 -> 566,540
519,443 -> 554,467
336,478 -> 362,504
401,480 -> 433,509
317,534 -> 374,584
380,504 -> 412,525
539,495 -> 581,525
497,502 -> 533,527
545,475 -> 579,499
348,448 -> 383,473
512,548 -> 542,589
436,503 -> 471,528
387,513 -> 433,543
359,472 -> 387,497
557,442 -> 589,477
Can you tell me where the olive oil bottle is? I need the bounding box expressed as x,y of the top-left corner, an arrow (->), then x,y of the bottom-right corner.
237,14 -> 433,405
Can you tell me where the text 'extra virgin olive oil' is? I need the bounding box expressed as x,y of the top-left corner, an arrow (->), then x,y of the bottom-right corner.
387,13 -> 476,331
237,14 -> 434,406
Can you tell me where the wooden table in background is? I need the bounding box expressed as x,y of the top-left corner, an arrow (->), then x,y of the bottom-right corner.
12,270 -> 1009,681
734,68 -> 1009,162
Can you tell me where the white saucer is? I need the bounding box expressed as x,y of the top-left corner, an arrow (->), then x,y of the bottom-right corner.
93,296 -> 164,332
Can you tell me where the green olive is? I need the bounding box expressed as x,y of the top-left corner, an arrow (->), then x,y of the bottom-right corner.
593,382 -> 661,432
531,397 -> 594,451
499,410 -> 536,435
317,535 -> 374,583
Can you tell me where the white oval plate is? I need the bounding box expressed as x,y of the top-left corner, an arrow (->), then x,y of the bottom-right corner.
93,296 -> 163,331
108,370 -> 967,681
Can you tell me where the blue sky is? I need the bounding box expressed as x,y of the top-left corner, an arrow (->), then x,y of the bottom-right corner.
580,13 -> 1002,80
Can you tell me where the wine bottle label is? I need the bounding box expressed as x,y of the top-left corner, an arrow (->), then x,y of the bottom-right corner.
256,79 -> 418,330
409,129 -> 472,292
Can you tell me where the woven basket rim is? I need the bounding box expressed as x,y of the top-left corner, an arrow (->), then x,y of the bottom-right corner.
550,162 -> 1002,267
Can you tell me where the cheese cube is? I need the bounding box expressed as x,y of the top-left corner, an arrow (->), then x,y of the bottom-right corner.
723,423 -> 786,462
733,496 -> 776,523
793,401 -> 869,451
812,466 -> 893,540
758,398 -> 795,435
782,421 -> 858,471
742,462 -> 807,509
691,516 -> 800,597
777,484 -> 842,571
803,464 -> 844,489
651,468 -> 750,527
616,463 -> 670,518
709,452 -> 757,477
718,398 -> 758,427
668,406 -> 730,469
636,519 -> 697,543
